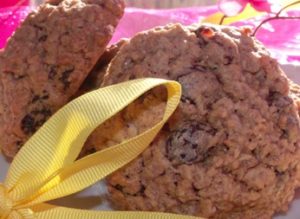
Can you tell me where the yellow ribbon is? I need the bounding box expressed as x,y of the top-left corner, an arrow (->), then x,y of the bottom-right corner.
0,78 -> 203,219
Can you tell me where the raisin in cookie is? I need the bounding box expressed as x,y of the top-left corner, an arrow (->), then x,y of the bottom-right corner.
83,24 -> 300,219
0,0 -> 125,158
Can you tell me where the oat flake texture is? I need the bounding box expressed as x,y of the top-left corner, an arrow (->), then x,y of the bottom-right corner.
83,24 -> 300,219
0,0 -> 125,158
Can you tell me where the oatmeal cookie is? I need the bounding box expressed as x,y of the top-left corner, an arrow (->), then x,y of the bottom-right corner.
288,80 -> 300,118
77,39 -> 128,96
84,24 -> 300,219
0,0 -> 124,158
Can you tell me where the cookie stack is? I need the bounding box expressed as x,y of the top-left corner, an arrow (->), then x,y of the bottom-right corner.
1,1 -> 300,219
0,0 -> 125,158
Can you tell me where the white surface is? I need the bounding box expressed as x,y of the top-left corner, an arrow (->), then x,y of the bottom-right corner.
0,64 -> 300,218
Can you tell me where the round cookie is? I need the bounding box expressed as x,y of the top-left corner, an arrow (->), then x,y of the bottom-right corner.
0,0 -> 125,158
84,24 -> 300,218
288,80 -> 300,118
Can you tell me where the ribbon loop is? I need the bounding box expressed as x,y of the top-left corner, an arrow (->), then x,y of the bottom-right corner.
0,79 -> 204,219
0,183 -> 12,218
32,203 -> 201,219
0,183 -> 34,219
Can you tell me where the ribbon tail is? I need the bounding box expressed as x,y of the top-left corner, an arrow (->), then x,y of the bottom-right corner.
32,204 -> 203,219
5,78 -> 179,203
21,81 -> 181,206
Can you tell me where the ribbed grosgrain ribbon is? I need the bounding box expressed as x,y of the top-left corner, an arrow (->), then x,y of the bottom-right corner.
0,78 -> 203,219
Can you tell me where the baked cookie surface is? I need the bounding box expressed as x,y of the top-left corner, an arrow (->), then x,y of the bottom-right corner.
288,80 -> 300,117
84,24 -> 300,219
0,0 -> 124,158
78,39 -> 128,96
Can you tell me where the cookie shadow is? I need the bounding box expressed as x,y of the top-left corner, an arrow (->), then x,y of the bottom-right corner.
49,193 -> 106,209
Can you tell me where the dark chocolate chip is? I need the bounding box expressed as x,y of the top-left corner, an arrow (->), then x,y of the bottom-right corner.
15,75 -> 26,80
32,95 -> 40,103
139,185 -> 146,194
48,65 -> 57,80
21,108 -> 52,135
38,35 -> 48,42
167,122 -> 217,165
114,184 -> 124,191
4,71 -> 26,80
15,140 -> 24,150
42,94 -> 49,100
267,91 -> 292,108
16,140 -> 23,146
32,93 -> 49,103
59,66 -> 75,90
21,114 -> 35,134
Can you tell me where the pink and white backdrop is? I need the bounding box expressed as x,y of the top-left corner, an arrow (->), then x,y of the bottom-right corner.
0,0 -> 299,64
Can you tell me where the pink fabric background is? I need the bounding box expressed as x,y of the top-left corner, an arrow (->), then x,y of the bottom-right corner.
0,0 -> 29,8
0,5 -> 299,64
